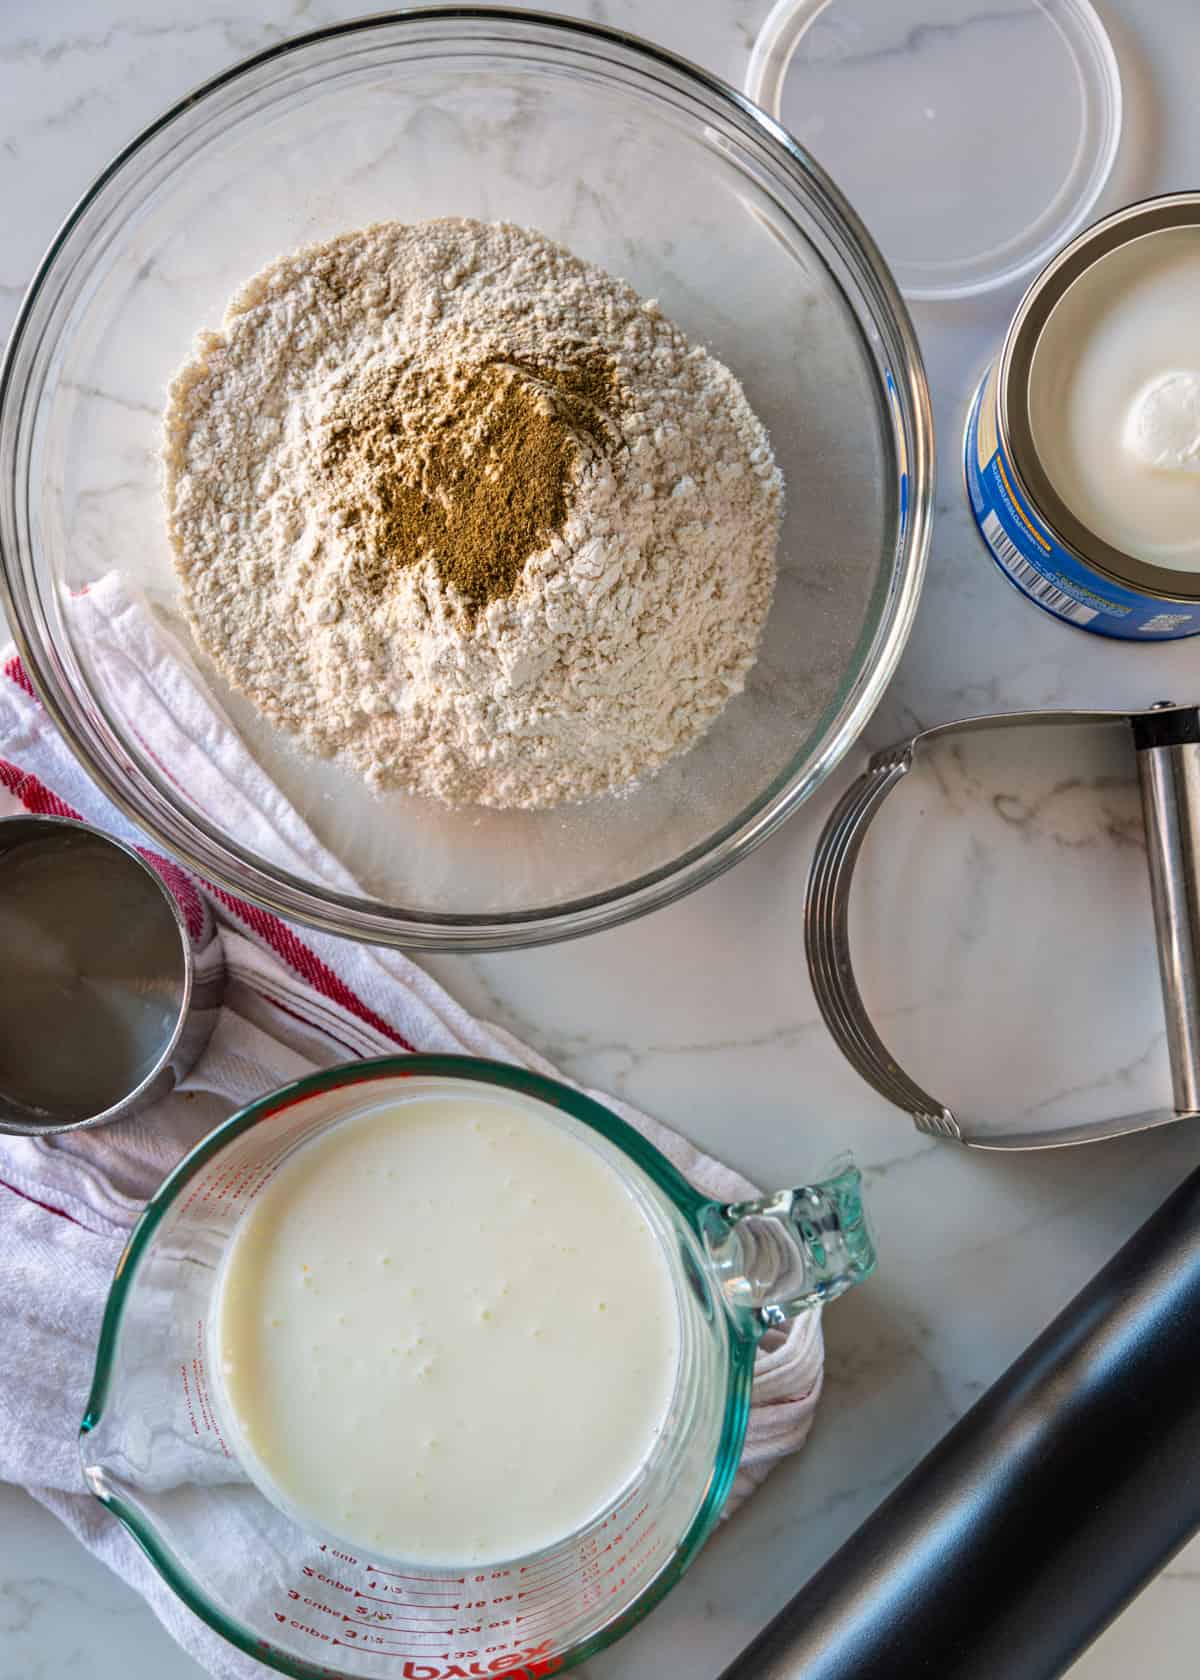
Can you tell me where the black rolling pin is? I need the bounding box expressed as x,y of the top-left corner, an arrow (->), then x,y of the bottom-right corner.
719,1161 -> 1200,1680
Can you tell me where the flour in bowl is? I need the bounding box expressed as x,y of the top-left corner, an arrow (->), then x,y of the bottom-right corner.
164,219 -> 781,809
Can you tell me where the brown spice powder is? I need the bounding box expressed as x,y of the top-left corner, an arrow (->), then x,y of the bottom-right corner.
322,349 -> 624,610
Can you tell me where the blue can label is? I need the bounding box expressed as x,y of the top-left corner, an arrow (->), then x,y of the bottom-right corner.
965,367 -> 1200,641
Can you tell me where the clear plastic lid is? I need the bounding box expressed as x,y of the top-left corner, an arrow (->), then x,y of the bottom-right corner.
746,0 -> 1123,301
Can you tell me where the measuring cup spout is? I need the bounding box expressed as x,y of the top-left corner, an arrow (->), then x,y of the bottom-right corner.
700,1162 -> 875,1328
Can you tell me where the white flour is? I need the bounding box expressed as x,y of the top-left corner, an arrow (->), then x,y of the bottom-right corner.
165,219 -> 781,809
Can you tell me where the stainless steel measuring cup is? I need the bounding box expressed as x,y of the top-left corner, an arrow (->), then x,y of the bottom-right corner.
0,814 -> 223,1134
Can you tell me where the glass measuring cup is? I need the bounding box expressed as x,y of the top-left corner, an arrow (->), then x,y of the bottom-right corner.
81,1055 -> 874,1679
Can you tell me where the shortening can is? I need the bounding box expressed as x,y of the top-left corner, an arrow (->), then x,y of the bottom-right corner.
965,193 -> 1200,641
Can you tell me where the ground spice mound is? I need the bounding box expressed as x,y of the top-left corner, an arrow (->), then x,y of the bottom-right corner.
322,350 -> 624,609
164,218 -> 782,810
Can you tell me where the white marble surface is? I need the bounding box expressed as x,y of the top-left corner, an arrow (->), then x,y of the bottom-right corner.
3,1 -> 1200,1676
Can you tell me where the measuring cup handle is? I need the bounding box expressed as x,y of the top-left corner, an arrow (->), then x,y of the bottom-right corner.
701,1162 -> 876,1328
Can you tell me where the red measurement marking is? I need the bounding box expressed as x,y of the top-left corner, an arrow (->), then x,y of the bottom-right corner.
177,1327 -> 231,1457
302,1568 -> 358,1595
190,1321 -> 231,1458
177,1134 -> 297,1216
367,1582 -> 465,1600
271,1613 -> 334,1645
370,1568 -> 467,1584
336,1631 -> 439,1648
354,1593 -> 456,1624
278,1578 -> 560,1676
285,1592 -> 345,1623
514,1590 -> 585,1625
180,1361 -> 198,1438
516,1562 -> 581,1594
355,1604 -> 421,1625
277,1603 -> 450,1645
516,1577 -> 581,1600
348,1612 -> 449,1635
521,1552 -> 588,1579
510,1614 -> 566,1640
358,1588 -> 459,1614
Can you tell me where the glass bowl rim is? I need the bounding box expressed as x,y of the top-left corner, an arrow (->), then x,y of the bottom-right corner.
0,6 -> 934,952
80,1050 -> 758,1680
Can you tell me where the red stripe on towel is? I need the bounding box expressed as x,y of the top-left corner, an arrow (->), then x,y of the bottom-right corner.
251,989 -> 366,1060
2,656 -> 35,699
0,1179 -> 88,1230
206,884 -> 415,1052
0,758 -> 78,819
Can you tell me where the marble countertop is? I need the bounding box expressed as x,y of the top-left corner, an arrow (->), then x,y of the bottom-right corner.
3,1 -> 1200,1677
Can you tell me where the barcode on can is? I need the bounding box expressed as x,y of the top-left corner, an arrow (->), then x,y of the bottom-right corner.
982,512 -> 1099,626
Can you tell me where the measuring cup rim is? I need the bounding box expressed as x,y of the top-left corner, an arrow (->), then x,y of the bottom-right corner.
0,812 -> 195,1135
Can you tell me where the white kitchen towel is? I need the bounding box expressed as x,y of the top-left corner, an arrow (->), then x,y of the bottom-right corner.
0,575 -> 823,1680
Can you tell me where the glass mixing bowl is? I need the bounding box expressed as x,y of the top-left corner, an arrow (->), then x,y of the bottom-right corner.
81,1054 -> 875,1679
0,9 -> 932,949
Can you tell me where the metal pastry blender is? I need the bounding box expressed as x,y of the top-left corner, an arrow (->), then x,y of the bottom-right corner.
805,701 -> 1200,1149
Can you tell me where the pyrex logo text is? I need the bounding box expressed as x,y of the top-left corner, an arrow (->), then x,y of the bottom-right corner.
400,1646 -> 561,1679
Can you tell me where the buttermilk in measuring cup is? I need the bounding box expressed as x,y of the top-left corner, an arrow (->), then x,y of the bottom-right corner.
213,1091 -> 680,1564
966,193 -> 1200,638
